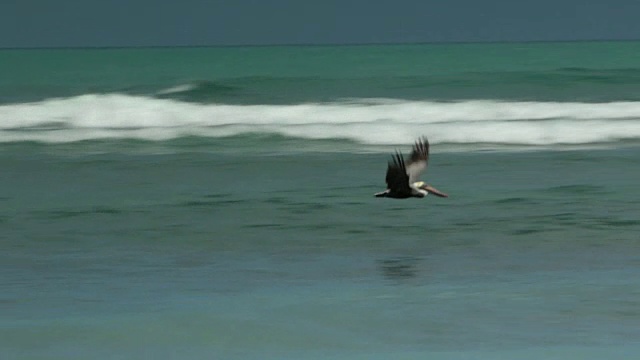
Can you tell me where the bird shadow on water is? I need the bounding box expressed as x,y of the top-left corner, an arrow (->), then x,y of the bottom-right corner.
377,256 -> 423,283
175,193 -> 241,208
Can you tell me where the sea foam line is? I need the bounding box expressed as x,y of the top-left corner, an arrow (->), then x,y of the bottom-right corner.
1,94 -> 640,145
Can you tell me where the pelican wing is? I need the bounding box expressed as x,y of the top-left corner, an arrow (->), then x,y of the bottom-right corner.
406,137 -> 429,183
385,152 -> 412,196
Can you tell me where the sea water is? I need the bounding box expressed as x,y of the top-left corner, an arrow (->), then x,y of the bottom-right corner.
1,42 -> 640,359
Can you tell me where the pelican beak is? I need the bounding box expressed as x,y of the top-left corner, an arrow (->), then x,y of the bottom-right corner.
421,184 -> 448,198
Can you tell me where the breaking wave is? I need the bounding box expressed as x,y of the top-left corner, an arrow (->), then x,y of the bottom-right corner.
2,94 -> 640,148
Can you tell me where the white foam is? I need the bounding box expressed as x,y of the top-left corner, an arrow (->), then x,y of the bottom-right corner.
156,83 -> 199,95
2,94 -> 640,146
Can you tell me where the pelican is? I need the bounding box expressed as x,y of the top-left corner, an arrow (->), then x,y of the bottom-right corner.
374,137 -> 448,199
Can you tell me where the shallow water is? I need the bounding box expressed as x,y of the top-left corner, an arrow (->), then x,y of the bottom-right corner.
2,147 -> 640,359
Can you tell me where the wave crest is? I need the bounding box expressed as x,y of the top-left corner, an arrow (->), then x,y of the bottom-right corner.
2,94 -> 640,147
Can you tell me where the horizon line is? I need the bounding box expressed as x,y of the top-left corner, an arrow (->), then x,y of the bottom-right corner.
1,38 -> 639,51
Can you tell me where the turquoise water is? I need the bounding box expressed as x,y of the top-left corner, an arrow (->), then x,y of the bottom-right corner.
1,42 -> 640,359
4,41 -> 640,104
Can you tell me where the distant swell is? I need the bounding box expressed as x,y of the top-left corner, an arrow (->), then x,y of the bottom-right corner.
2,94 -> 640,149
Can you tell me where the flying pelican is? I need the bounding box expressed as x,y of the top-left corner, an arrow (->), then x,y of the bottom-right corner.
374,137 -> 448,199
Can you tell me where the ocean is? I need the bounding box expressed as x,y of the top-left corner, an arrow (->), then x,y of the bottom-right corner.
1,41 -> 640,359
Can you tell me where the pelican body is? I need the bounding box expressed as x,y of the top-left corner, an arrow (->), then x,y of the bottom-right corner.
374,137 -> 448,199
